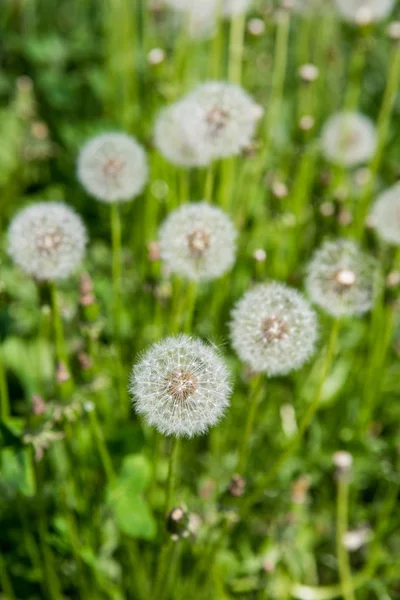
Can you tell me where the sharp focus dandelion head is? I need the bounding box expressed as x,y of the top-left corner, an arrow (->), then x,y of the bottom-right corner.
306,240 -> 379,317
77,132 -> 148,203
158,202 -> 237,281
370,182 -> 400,245
130,334 -> 231,438
8,202 -> 87,281
154,100 -> 212,167
334,0 -> 395,23
230,282 -> 318,376
183,82 -> 263,161
321,112 -> 377,168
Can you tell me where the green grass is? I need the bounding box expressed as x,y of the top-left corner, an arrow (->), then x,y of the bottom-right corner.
1,1 -> 400,599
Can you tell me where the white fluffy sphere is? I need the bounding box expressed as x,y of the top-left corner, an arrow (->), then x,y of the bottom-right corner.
8,202 -> 87,281
158,202 -> 237,281
306,239 -> 378,317
334,0 -> 395,23
130,334 -> 231,438
230,282 -> 318,376
371,182 -> 400,246
321,112 -> 377,168
77,132 -> 148,203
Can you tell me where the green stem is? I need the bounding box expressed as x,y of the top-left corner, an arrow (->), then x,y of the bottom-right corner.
343,34 -> 367,110
0,551 -> 15,600
228,12 -> 246,84
183,281 -> 198,334
111,203 -> 122,339
236,375 -> 265,476
355,42 -> 400,238
0,353 -> 10,420
336,478 -> 355,600
50,283 -> 69,367
165,436 -> 180,515
88,408 -> 115,482
242,319 -> 340,512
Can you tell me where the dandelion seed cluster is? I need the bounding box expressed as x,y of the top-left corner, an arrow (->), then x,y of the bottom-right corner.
8,202 -> 87,281
334,0 -> 395,23
306,240 -> 378,317
158,202 -> 237,281
165,0 -> 252,38
370,183 -> 400,245
130,335 -> 231,438
321,112 -> 377,167
77,132 -> 148,203
230,283 -> 318,376
154,82 -> 262,166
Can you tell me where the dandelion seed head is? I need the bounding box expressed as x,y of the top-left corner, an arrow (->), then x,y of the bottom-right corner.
158,202 -> 237,281
335,0 -> 395,24
8,202 -> 87,281
183,82 -> 263,161
230,282 -> 318,376
321,112 -> 377,168
306,240 -> 378,316
370,182 -> 400,245
130,334 -> 231,438
154,100 -> 213,167
77,132 -> 148,203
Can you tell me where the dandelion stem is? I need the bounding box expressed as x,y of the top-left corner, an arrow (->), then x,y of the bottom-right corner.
88,407 -> 115,482
0,353 -> 10,420
236,375 -> 265,476
165,436 -> 180,515
228,12 -> 246,84
50,283 -> 69,367
242,319 -> 340,512
355,42 -> 400,238
111,203 -> 122,339
336,477 -> 355,600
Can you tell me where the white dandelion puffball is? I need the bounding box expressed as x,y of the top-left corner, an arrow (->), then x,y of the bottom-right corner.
370,183 -> 400,245
158,202 -> 237,281
184,82 -> 263,160
8,202 -> 87,281
230,283 -> 318,376
130,335 -> 231,438
306,240 -> 378,317
334,0 -> 395,23
222,0 -> 252,17
321,112 -> 376,168
154,100 -> 212,167
77,132 -> 148,203
292,0 -> 327,13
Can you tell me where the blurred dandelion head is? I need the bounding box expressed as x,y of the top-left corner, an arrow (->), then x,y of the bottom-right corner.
158,202 -> 237,281
334,0 -> 395,24
230,282 -> 318,376
184,82 -> 263,161
370,182 -> 400,245
306,239 -> 379,316
165,0 -> 252,38
77,132 -> 148,203
154,100 -> 212,167
8,202 -> 87,282
321,112 -> 377,167
130,334 -> 231,437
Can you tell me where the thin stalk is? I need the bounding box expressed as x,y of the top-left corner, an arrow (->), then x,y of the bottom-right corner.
242,319 -> 340,512
336,477 -> 355,600
165,436 -> 180,515
0,353 -> 10,419
236,375 -> 265,476
50,283 -> 69,367
343,35 -> 367,110
0,552 -> 15,600
265,9 -> 290,148
111,203 -> 122,339
355,42 -> 400,238
228,12 -> 246,84
183,281 -> 198,333
88,408 -> 115,482
204,164 -> 215,202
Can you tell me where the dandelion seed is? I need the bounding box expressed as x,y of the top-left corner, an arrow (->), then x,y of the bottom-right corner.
8,201 -> 87,281
184,82 -> 263,161
230,282 -> 318,376
77,132 -> 148,203
334,0 -> 395,24
130,334 -> 231,438
370,182 -> 400,245
158,202 -> 237,281
306,240 -> 378,317
321,112 -> 377,168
